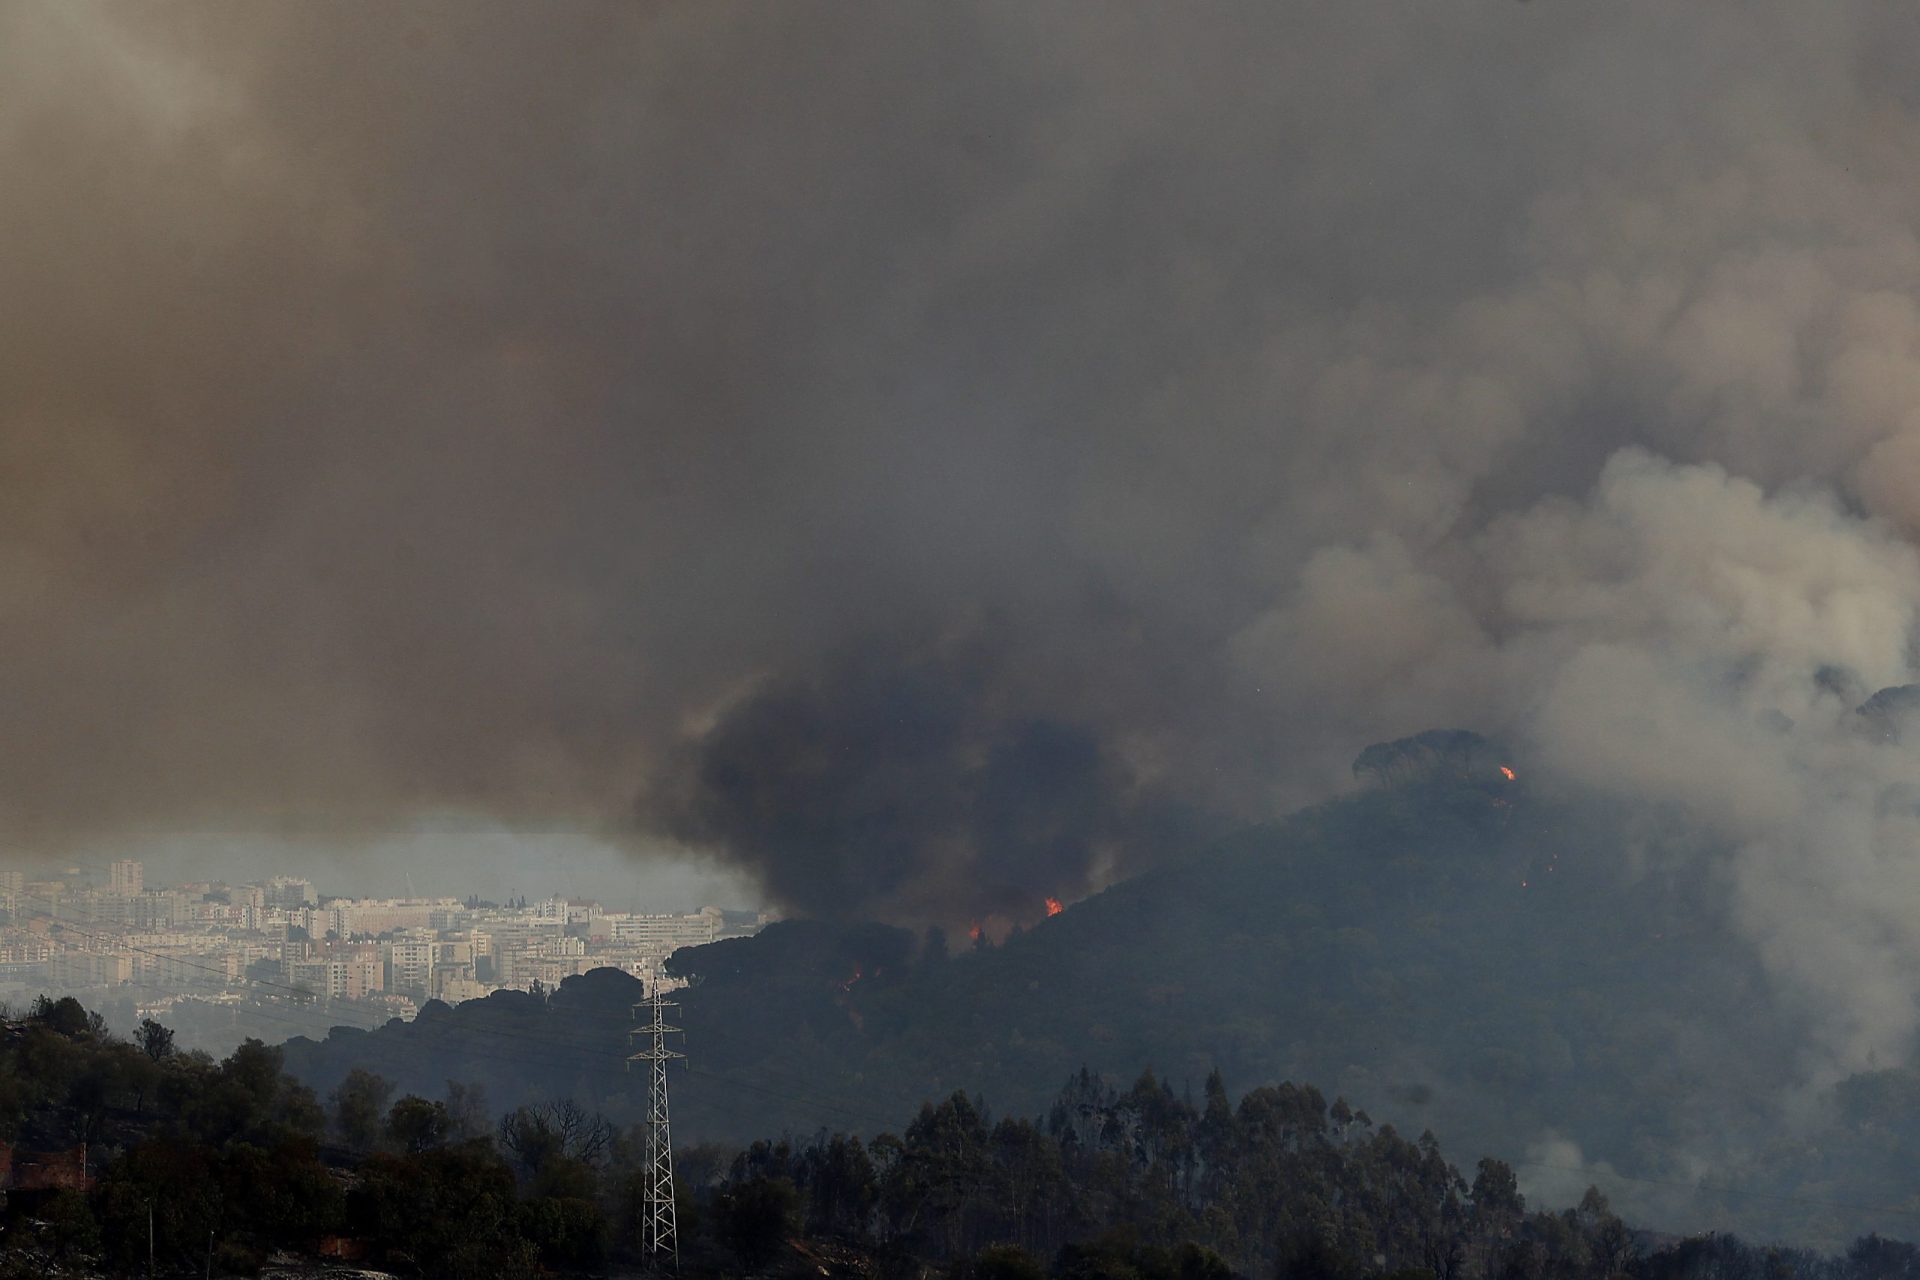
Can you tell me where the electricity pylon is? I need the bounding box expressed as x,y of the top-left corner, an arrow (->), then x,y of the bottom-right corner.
628,968 -> 684,1270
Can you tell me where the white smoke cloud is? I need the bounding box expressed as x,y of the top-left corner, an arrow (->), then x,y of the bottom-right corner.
1519,1133 -> 1621,1214
1242,445 -> 1920,1075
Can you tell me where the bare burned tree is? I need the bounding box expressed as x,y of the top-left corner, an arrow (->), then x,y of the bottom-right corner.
549,1097 -> 612,1166
498,1098 -> 613,1174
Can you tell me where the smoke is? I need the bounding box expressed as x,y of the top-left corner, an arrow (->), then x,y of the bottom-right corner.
648,631 -> 1203,920
1518,1135 -> 1620,1214
15,0 -> 1920,1067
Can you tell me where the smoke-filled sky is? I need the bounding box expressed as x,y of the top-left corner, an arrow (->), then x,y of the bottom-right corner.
18,3 -> 1920,1063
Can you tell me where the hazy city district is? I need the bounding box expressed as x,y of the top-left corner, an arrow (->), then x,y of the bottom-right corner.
0,860 -> 766,1057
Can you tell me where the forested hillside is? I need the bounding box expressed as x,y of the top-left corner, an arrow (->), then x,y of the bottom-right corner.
6,991 -> 1920,1279
278,757 -> 1920,1247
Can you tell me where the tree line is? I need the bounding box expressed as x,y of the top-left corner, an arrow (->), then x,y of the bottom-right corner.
700,1067 -> 1920,1280
3,994 -> 1919,1279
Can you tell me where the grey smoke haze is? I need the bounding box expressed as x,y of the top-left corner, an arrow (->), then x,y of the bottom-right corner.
14,2 -> 1920,1072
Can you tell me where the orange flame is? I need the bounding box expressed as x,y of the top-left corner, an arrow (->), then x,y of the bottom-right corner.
968,921 -> 983,942
1499,765 -> 1516,781
1044,896 -> 1064,918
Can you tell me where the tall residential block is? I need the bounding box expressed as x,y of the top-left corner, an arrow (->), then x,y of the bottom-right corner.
109,859 -> 144,895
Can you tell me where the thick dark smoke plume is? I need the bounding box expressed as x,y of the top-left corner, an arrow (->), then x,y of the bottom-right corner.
19,5 -> 1920,1068
650,631 -> 1204,920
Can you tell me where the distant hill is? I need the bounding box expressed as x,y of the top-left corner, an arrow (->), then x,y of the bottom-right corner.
278,747 -> 1920,1247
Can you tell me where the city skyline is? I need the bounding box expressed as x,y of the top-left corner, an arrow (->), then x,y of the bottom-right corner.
0,856 -> 767,1061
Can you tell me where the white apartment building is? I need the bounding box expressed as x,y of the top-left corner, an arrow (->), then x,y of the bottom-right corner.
133,890 -> 193,931
263,877 -> 315,909
138,949 -> 238,990
286,954 -> 384,1002
433,972 -> 490,1004
47,949 -> 133,987
607,911 -> 719,951
387,937 -> 434,993
434,938 -> 476,968
327,898 -> 460,937
0,937 -> 50,965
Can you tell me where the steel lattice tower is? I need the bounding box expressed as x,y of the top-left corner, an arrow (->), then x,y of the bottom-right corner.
628,972 -> 684,1270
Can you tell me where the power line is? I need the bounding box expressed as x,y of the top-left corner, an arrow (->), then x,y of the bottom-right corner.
682,1065 -> 899,1131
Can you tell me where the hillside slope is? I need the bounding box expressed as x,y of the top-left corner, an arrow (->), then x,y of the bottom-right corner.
279,769 -> 1914,1244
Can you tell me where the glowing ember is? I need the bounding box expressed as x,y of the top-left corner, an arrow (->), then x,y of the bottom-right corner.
1499,765 -> 1516,781
1045,896 -> 1064,917
968,922 -> 983,942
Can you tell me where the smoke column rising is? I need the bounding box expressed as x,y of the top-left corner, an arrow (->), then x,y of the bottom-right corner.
12,2 -> 1920,1067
